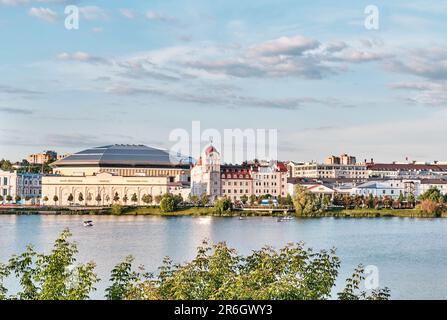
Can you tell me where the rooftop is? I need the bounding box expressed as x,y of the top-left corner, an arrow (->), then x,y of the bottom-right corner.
50,144 -> 191,168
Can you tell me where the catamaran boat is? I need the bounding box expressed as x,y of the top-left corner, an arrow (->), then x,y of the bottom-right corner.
83,220 -> 94,227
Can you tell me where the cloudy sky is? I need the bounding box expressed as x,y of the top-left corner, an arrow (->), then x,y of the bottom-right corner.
1,0 -> 447,163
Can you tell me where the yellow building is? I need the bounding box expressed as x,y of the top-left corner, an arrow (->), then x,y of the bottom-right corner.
42,144 -> 191,206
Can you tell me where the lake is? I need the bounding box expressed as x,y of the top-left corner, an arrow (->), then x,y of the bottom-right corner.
1,214 -> 446,299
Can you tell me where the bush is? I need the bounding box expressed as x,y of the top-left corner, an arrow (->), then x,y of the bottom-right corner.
160,195 -> 177,212
111,204 -> 123,215
214,197 -> 233,215
419,200 -> 441,216
107,240 -> 391,300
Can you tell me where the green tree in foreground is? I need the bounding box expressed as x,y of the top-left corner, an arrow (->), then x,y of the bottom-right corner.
0,229 -> 98,300
0,230 -> 390,300
107,240 -> 390,300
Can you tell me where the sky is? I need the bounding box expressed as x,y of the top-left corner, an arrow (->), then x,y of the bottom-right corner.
1,0 -> 447,163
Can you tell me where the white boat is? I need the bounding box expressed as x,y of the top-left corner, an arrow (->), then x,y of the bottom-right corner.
83,220 -> 94,227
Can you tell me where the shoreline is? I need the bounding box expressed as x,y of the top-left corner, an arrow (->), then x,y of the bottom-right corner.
0,206 -> 445,218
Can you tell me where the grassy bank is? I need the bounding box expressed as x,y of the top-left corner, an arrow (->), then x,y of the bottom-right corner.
295,208 -> 447,218
2,205 -> 446,218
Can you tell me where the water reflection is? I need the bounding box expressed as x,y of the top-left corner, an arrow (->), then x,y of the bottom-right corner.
1,214 -> 447,299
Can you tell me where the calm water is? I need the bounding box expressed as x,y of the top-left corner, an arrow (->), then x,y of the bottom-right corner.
1,214 -> 447,299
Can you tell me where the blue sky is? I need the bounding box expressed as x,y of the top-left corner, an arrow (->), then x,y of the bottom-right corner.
1,0 -> 447,162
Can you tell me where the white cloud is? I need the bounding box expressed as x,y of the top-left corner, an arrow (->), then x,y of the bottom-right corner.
79,6 -> 108,21
28,7 -> 57,22
119,8 -> 136,19
145,10 -> 177,23
249,35 -> 320,56
391,81 -> 447,107
386,47 -> 447,80
57,52 -> 111,65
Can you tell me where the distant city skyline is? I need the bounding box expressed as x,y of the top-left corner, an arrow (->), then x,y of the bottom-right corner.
1,0 -> 447,162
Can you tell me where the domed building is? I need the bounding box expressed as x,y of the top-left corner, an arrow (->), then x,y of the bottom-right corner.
42,144 -> 191,207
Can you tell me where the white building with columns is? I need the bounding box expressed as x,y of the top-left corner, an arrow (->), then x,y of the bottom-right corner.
41,144 -> 191,206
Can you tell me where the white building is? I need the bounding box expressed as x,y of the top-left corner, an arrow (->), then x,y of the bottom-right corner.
42,144 -> 191,207
287,162 -> 368,180
0,170 -> 42,204
190,146 -> 221,201
191,146 -> 288,203
0,170 -> 17,203
351,179 -> 447,199
351,180 -> 406,199
287,180 -> 335,197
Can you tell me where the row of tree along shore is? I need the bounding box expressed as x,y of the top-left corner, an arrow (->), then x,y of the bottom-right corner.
2,186 -> 447,218
0,229 -> 390,300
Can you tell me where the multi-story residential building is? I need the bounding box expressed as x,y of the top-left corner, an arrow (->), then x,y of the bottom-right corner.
191,146 -> 288,202
351,179 -> 447,199
16,173 -> 42,203
221,164 -> 253,201
287,162 -> 368,180
367,162 -> 447,179
0,169 -> 17,202
351,180 -> 406,199
0,170 -> 42,204
324,154 -> 357,165
27,150 -> 58,165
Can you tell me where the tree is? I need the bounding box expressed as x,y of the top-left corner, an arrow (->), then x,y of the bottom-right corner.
6,195 -> 12,203
419,199 -> 440,216
160,194 -> 177,212
15,195 -> 21,203
113,192 -> 120,203
200,194 -> 210,206
0,229 -> 98,300
0,195 -> 3,203
292,185 -> 320,216
338,265 -> 391,300
105,256 -> 144,300
141,194 -> 153,205
131,193 -> 138,205
43,196 -> 49,204
86,193 -> 93,205
0,159 -> 13,172
154,195 -> 163,205
95,194 -> 102,205
398,192 -> 405,208
407,193 -> 416,208
123,195 -> 128,204
214,197 -> 233,215
367,194 -> 374,208
240,195 -> 248,205
53,195 -> 58,206
78,193 -> 84,203
67,193 -> 74,205
249,195 -> 257,206
188,194 -> 199,206
420,187 -> 444,203
106,240 -> 390,300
